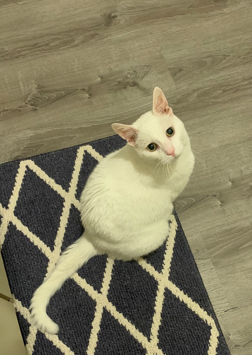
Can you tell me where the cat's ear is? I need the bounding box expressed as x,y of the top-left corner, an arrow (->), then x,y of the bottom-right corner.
112,123 -> 138,146
153,87 -> 173,116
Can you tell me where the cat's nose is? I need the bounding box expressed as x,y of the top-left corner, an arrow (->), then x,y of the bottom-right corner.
167,147 -> 175,157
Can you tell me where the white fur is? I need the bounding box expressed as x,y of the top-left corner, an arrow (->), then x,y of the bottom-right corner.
30,88 -> 194,334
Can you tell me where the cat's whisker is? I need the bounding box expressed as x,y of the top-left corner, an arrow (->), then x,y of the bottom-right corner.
167,163 -> 178,188
163,164 -> 167,180
194,156 -> 204,168
159,162 -> 164,176
167,165 -> 173,185
191,149 -> 206,170
153,161 -> 162,176
191,148 -> 205,160
166,164 -> 169,180
158,161 -> 164,176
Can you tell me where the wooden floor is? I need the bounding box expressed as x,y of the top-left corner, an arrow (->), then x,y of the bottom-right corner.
1,0 -> 252,353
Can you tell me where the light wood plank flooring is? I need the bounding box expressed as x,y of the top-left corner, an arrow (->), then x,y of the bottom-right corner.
0,0 -> 252,354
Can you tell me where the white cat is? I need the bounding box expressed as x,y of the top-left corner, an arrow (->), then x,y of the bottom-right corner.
30,87 -> 195,334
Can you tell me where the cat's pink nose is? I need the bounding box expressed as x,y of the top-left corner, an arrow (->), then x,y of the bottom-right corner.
167,147 -> 175,157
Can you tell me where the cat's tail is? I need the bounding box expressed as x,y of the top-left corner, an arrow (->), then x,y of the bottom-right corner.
30,234 -> 97,334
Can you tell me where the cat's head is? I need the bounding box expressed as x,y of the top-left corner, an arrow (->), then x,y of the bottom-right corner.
112,87 -> 191,165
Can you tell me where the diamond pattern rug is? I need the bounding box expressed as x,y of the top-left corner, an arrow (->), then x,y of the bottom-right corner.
0,135 -> 230,355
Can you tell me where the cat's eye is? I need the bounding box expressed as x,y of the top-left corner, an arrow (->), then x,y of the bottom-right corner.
147,143 -> 158,152
166,127 -> 175,137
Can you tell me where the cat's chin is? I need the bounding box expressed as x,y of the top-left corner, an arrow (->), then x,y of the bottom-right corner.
161,154 -> 180,165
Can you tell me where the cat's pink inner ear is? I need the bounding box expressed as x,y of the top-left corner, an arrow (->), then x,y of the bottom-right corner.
153,87 -> 172,116
112,123 -> 138,146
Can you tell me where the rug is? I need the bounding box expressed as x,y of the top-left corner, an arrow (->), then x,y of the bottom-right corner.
0,135 -> 230,355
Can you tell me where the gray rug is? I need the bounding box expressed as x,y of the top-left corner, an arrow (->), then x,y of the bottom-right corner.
0,135 -> 230,355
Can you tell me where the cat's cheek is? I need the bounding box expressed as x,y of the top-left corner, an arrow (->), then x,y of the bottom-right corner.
144,151 -> 158,161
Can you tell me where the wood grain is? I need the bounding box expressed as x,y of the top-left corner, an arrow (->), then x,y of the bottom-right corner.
0,0 -> 252,354
0,25 -> 174,162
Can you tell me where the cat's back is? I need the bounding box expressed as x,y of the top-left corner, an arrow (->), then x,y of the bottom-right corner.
81,145 -> 137,200
80,145 -> 145,232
